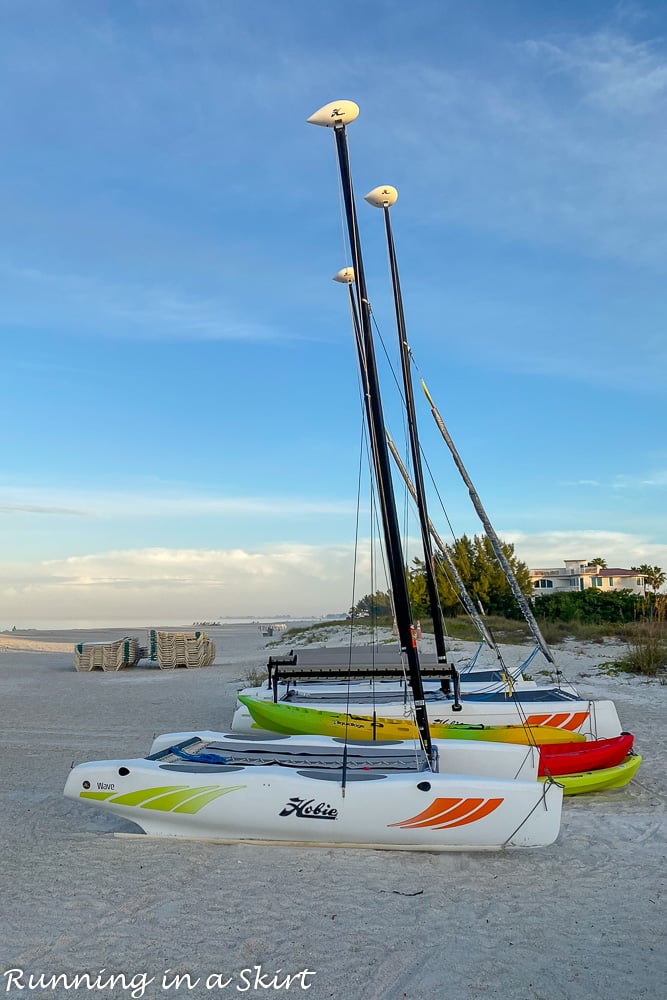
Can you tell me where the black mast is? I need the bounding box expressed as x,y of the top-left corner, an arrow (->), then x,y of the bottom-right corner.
309,101 -> 432,757
366,186 -> 461,709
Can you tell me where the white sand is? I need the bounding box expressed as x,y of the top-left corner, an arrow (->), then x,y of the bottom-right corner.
0,625 -> 665,999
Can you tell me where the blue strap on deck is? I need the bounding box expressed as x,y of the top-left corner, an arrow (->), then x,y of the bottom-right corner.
168,745 -> 229,764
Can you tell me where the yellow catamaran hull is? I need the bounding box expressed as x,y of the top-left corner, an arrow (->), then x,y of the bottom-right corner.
237,696 -> 585,745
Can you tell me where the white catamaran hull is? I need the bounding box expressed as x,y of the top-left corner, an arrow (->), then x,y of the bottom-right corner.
148,731 -> 541,781
64,757 -> 562,849
231,693 -> 622,739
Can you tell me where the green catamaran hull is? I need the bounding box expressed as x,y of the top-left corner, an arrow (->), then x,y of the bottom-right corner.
542,754 -> 642,795
237,696 -> 585,745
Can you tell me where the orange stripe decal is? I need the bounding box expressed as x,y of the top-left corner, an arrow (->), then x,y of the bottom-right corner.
388,797 -> 463,828
526,711 -> 589,731
437,798 -> 504,829
545,713 -> 570,728
526,714 -> 552,727
562,711 -> 589,731
389,796 -> 504,830
399,798 -> 483,830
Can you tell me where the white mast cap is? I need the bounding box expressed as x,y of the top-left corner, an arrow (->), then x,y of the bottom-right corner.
364,185 -> 398,208
307,101 -> 360,127
332,267 -> 355,284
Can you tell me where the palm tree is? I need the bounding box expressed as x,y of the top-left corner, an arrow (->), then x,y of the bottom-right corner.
631,564 -> 653,597
590,557 -> 607,569
646,566 -> 666,594
631,565 -> 665,611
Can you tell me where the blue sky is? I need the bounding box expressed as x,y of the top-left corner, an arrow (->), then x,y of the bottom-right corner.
1,0 -> 665,625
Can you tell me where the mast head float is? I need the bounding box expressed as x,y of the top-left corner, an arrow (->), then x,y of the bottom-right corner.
333,267 -> 355,284
307,100 -> 360,128
364,185 -> 398,208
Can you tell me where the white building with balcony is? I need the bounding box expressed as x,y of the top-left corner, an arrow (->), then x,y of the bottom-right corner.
530,560 -> 646,596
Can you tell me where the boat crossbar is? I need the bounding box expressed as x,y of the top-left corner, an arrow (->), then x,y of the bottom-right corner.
267,659 -> 454,694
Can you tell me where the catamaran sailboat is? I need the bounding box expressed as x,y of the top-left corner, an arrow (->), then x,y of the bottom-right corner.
63,99 -> 563,849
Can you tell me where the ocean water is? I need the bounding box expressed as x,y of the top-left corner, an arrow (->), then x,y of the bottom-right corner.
1,616 -> 317,632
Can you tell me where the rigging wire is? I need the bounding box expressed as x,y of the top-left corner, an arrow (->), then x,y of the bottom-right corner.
363,310 -> 572,737
342,402 -> 368,785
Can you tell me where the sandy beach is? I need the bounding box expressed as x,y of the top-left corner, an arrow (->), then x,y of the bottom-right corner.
1,624 -> 665,1000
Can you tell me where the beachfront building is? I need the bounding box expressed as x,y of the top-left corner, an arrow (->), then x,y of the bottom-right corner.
530,560 -> 647,596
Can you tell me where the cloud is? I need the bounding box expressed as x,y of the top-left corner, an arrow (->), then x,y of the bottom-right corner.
340,20 -> 667,393
0,263 -> 287,343
559,470 -> 667,491
1,529 -> 665,626
379,27 -> 667,272
0,504 -> 88,516
503,529 -> 667,571
0,485 -> 356,520
612,469 -> 667,489
0,543 -> 369,621
522,31 -> 667,115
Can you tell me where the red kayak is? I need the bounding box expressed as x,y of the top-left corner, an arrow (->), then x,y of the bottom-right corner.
539,733 -> 634,777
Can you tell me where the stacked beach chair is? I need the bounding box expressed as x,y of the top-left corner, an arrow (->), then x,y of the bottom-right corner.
73,637 -> 141,672
150,629 -> 216,669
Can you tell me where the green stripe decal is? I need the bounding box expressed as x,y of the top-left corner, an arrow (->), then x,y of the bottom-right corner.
138,785 -> 219,812
109,785 -> 188,807
79,785 -> 247,815
172,785 -> 246,814
82,782 -> 247,814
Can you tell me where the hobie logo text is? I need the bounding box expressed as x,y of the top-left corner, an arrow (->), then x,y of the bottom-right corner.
279,798 -> 338,820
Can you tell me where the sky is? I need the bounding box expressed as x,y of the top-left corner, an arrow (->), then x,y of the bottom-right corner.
1,0 -> 666,626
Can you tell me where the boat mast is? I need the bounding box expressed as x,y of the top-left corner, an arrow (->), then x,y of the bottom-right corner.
309,101 -> 432,756
366,186 -> 461,706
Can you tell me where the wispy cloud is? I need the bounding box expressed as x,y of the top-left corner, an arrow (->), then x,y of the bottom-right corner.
0,263 -> 287,342
374,24 -> 667,271
342,19 -> 667,393
0,485 -> 357,520
612,469 -> 667,489
560,470 -> 667,490
522,31 -> 667,115
0,504 -> 88,516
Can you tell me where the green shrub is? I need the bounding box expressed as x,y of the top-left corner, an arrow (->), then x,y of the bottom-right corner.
613,622 -> 667,676
533,588 -> 644,624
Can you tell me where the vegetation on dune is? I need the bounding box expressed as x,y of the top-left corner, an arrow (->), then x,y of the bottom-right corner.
611,621 -> 667,677
406,534 -> 532,620
342,538 -> 666,677
532,588 -> 642,624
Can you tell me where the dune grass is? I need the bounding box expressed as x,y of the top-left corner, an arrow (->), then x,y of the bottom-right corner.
277,615 -> 667,678
610,622 -> 667,677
